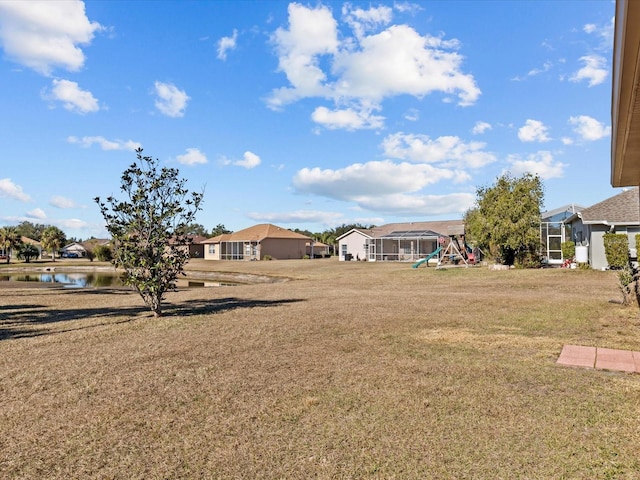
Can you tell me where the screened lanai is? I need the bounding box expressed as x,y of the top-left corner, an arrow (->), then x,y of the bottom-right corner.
365,229 -> 443,262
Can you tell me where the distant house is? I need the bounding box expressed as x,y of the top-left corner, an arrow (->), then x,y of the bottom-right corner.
540,204 -> 585,265
202,224 -> 311,260
0,236 -> 42,261
61,242 -> 87,258
306,241 -> 330,258
61,239 -> 111,258
337,220 -> 464,262
566,188 -> 640,270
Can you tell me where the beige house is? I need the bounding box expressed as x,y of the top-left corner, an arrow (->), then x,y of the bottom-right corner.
202,224 -> 311,260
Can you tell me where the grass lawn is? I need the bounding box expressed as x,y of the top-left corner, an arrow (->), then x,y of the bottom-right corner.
1,258 -> 639,478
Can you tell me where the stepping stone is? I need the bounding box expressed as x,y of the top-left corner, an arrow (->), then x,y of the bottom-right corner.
596,348 -> 637,373
556,345 -> 596,368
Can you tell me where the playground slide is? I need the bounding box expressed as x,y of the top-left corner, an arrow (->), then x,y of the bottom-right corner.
411,246 -> 442,268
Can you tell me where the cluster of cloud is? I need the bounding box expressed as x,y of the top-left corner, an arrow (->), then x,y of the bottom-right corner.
266,3 -> 480,130
67,135 -> 141,151
0,2 -> 193,119
0,0 -> 102,75
291,131 -> 496,216
518,116 -> 610,145
220,151 -> 261,169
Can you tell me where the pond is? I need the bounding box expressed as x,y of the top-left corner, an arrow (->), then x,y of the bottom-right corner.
0,272 -> 239,288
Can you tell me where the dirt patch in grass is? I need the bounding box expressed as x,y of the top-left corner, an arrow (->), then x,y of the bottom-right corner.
1,260 -> 640,478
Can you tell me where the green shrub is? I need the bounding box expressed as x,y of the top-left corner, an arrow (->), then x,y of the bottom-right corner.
263,254 -> 273,261
94,244 -> 113,262
603,233 -> 629,270
561,241 -> 575,260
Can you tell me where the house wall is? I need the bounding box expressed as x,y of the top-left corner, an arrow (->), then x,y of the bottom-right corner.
260,238 -> 307,259
204,243 -> 220,260
338,232 -> 369,261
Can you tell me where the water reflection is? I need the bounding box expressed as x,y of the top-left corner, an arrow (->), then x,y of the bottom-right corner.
0,272 -> 239,288
0,272 -> 125,288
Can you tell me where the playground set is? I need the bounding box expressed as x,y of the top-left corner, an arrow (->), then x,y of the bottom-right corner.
412,233 -> 478,269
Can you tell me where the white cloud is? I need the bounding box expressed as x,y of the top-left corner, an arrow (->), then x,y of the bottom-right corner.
267,4 -> 480,129
506,151 -> 566,179
311,105 -> 384,130
294,160 -> 461,199
45,79 -> 99,114
217,29 -> 238,60
67,135 -> 141,151
570,55 -> 608,87
153,81 -> 190,117
471,121 -> 492,135
518,119 -> 551,143
221,151 -> 261,169
527,61 -> 553,77
561,137 -> 573,145
381,132 -> 496,168
293,159 -> 475,216
568,115 -> 611,141
0,178 -> 31,202
342,4 -> 393,39
176,148 -> 208,166
0,0 -> 102,75
404,108 -> 419,121
49,195 -> 76,209
26,208 -> 46,219
583,17 -> 614,51
333,25 -> 479,105
246,209 -> 346,226
355,192 -> 475,216
57,218 -> 89,230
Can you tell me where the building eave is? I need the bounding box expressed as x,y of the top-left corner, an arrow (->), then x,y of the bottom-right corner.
611,0 -> 640,187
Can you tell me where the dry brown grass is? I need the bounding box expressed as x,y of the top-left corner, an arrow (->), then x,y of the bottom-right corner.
1,259 -> 640,479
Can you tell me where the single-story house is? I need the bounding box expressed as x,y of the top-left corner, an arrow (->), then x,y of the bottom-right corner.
202,223 -> 312,260
176,235 -> 207,258
540,204 -> 585,265
337,220 -> 465,262
0,236 -> 42,261
61,242 -> 87,258
306,241 -> 330,258
61,239 -> 111,258
565,188 -> 640,270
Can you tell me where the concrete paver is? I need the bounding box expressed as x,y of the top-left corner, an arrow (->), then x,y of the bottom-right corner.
557,345 -> 640,373
556,345 -> 596,368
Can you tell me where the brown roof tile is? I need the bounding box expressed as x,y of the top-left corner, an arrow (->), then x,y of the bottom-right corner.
202,224 -> 311,243
578,188 -> 640,224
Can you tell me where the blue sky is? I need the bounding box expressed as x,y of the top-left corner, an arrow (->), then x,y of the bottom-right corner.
0,0 -> 616,239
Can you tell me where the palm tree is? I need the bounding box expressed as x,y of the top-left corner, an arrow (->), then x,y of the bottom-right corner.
0,226 -> 21,263
40,226 -> 66,262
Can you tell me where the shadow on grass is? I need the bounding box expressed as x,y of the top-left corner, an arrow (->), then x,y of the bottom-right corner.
0,295 -> 305,341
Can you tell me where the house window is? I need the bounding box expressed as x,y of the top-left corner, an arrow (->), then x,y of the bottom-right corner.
208,245 -> 216,254
341,244 -> 347,257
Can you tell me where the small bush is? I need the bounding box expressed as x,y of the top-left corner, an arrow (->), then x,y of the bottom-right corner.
94,244 -> 113,262
263,255 -> 273,261
603,233 -> 629,270
561,241 -> 575,260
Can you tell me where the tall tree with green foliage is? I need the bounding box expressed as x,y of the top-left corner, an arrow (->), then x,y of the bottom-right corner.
210,223 -> 232,236
14,221 -> 47,242
464,173 -> 544,266
95,148 -> 204,317
40,226 -> 66,262
0,226 -> 22,263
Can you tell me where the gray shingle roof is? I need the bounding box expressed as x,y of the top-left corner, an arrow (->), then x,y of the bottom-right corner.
578,188 -> 640,224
